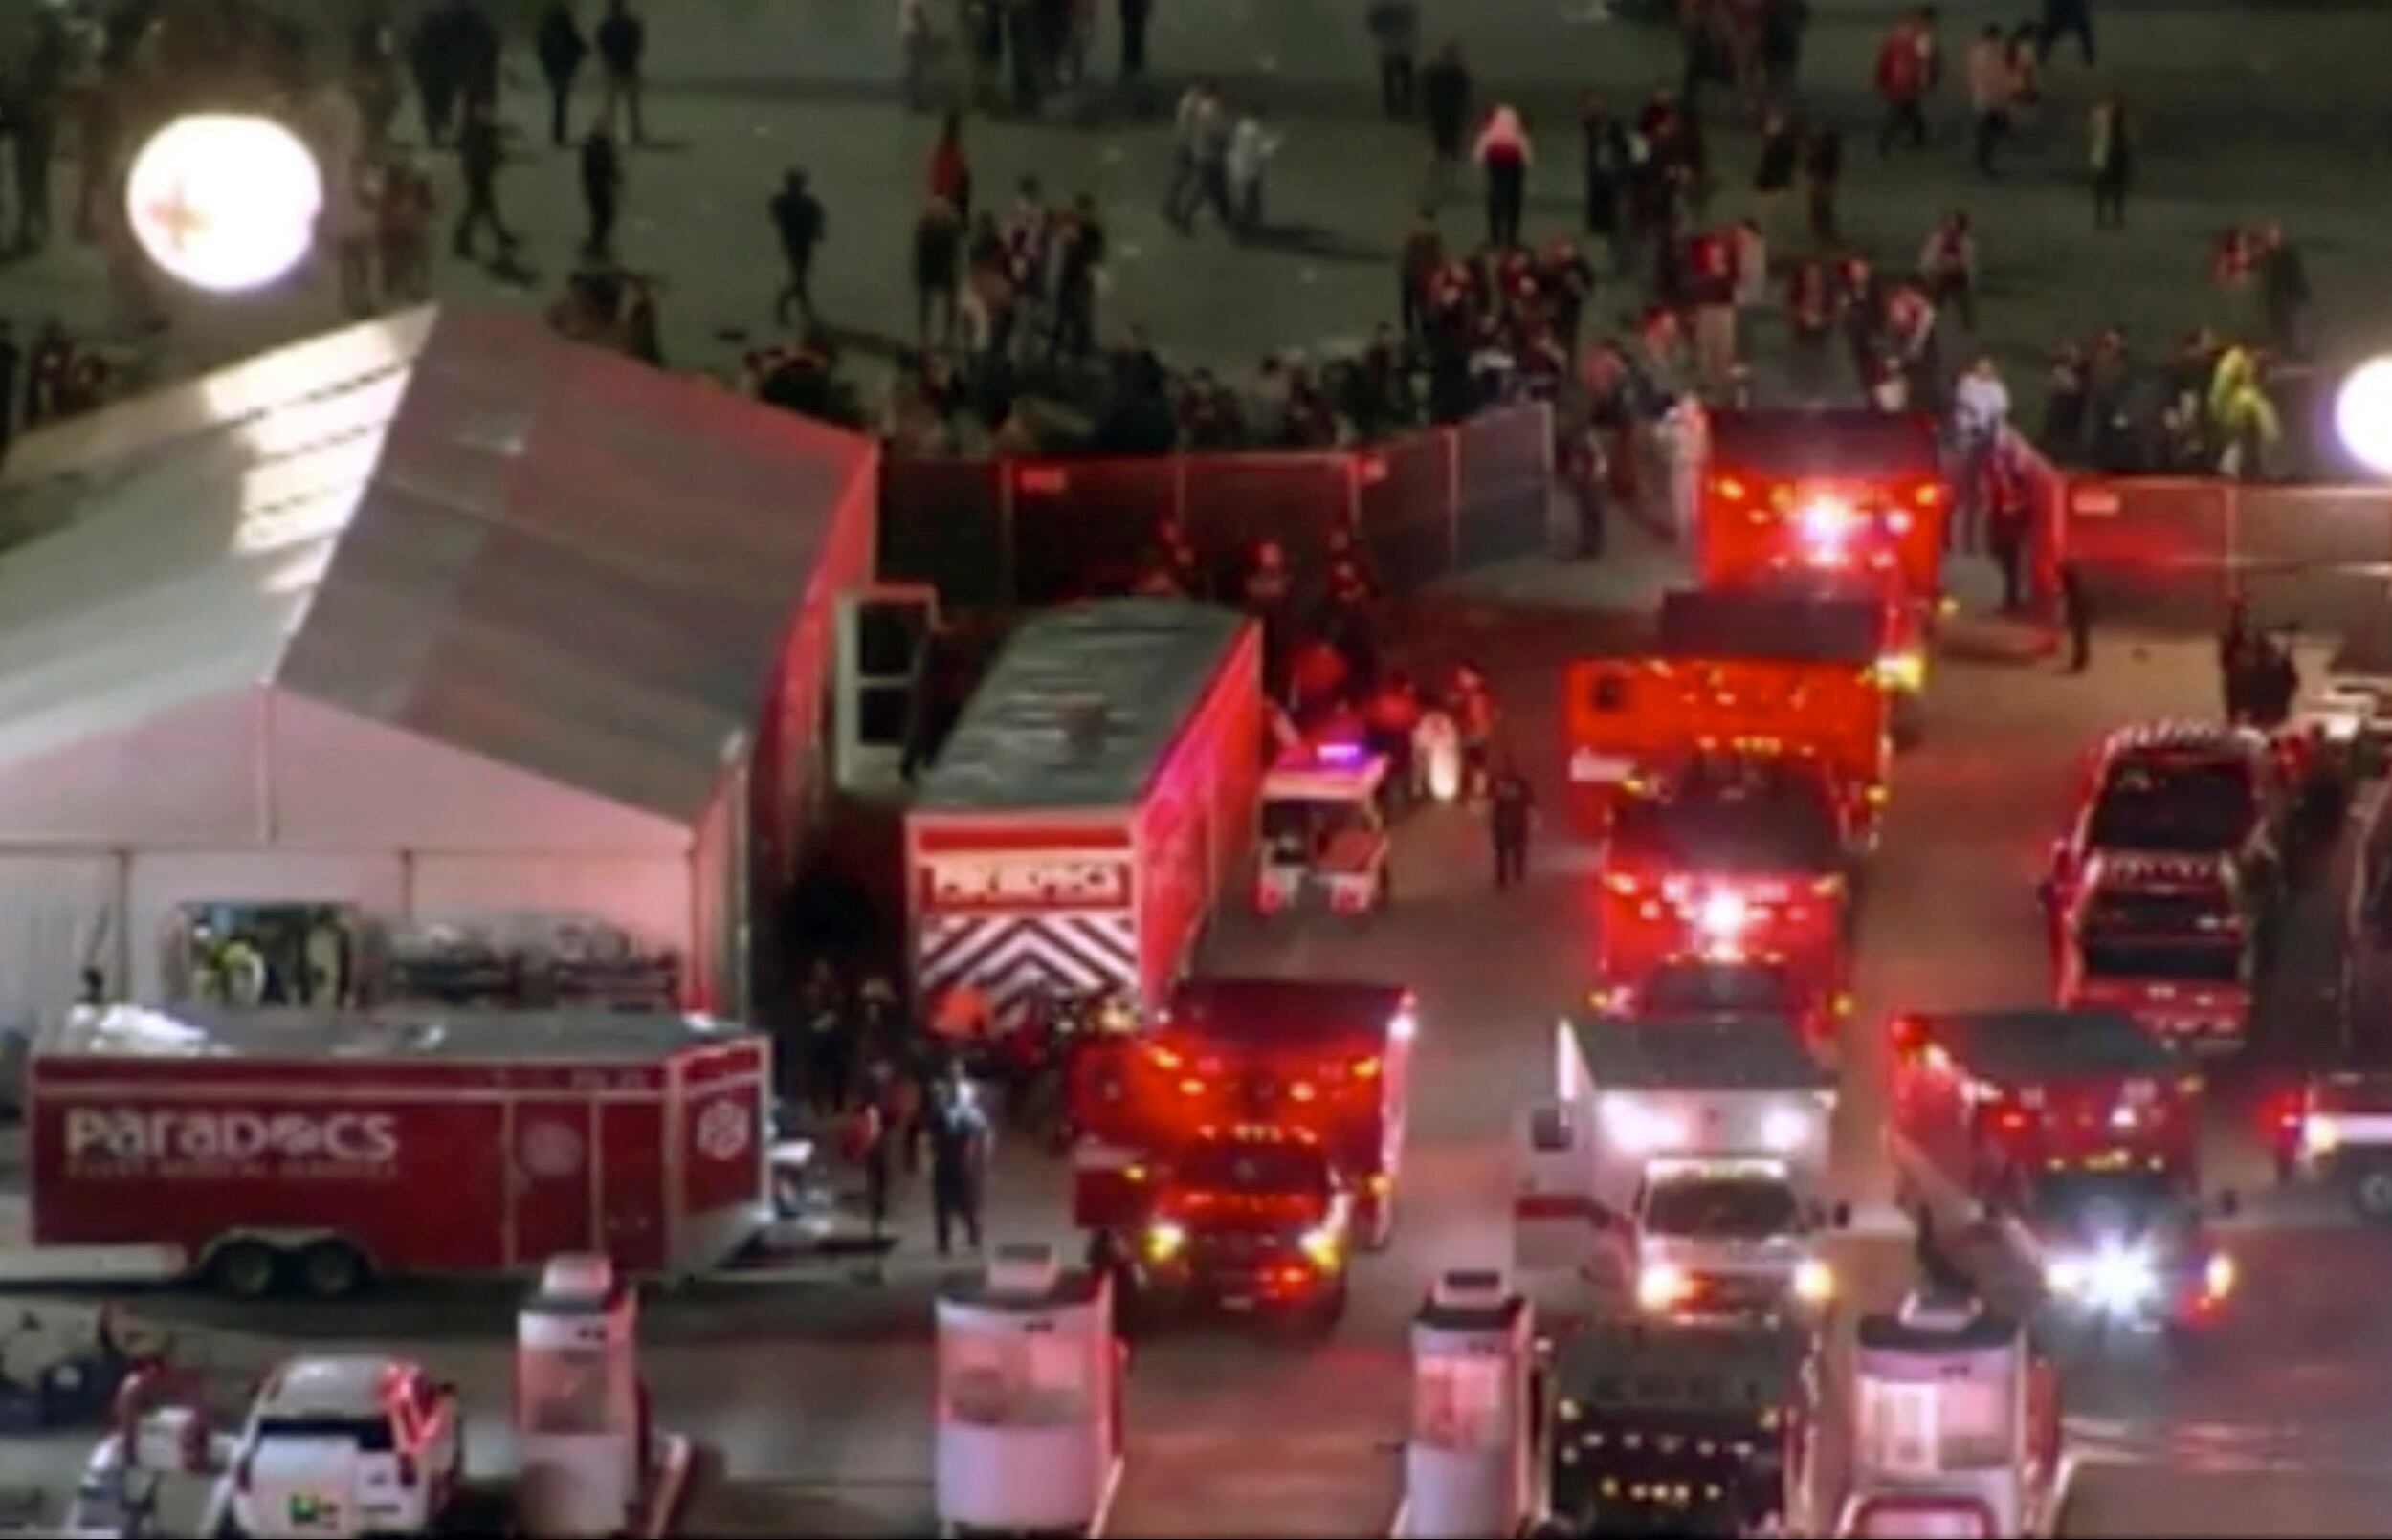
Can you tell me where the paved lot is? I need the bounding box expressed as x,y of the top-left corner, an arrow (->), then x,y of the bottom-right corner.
5,0 -> 2392,421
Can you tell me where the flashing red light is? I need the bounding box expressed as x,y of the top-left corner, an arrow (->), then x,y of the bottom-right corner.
1997,1109 -> 2032,1133
1289,1080 -> 1318,1103
1178,1077 -> 1205,1097
1351,1055 -> 1383,1081
1150,1045 -> 1183,1070
1714,475 -> 1749,503
1911,481 -> 1943,508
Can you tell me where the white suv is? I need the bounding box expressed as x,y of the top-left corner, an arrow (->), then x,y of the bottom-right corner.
231,1356 -> 461,1539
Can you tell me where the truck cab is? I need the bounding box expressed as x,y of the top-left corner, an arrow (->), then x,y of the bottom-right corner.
1134,1127 -> 1355,1329
2287,1071 -> 2392,1221
1600,957 -> 1835,1049
1659,579 -> 1929,744
2044,721 -> 2286,940
1836,1290 -> 2068,1540
1070,979 -> 1415,1253
1887,1009 -> 2204,1307
2056,854 -> 2253,1052
1254,742 -> 1393,919
1696,409 -> 1947,608
1543,1316 -> 1815,1538
2016,1168 -> 2237,1332
1597,764 -> 1852,1034
1517,1015 -> 1841,1324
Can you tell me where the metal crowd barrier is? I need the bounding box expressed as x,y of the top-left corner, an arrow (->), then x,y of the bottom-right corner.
877,403 -> 1555,608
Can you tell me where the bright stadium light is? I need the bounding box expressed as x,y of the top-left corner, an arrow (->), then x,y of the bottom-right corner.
2335,357 -> 2392,477
127,114 -> 323,294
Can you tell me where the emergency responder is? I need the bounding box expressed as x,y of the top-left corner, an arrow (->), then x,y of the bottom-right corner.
1489,758 -> 1534,890
2219,597 -> 2253,720
802,960 -> 853,1114
847,1071 -> 894,1249
927,1075 -> 990,1255
1988,447 -> 2033,612
2059,561 -> 2092,673
1362,671 -> 1423,802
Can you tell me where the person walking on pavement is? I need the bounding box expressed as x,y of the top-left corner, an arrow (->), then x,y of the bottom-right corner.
1189,87 -> 1235,231
595,0 -> 647,144
536,2 -> 588,149
9,86 -> 56,255
1366,0 -> 1419,120
1118,0 -> 1152,84
2037,0 -> 2094,67
1226,103 -> 1280,239
1490,759 -> 1534,890
2059,561 -> 2092,672
1873,7 -> 1934,155
1398,207 -> 1442,340
914,195 -> 963,346
1986,447 -> 2032,612
771,168 -> 825,327
926,1076 -> 990,1256
449,0 -> 504,121
899,0 -> 939,113
1752,107 -> 1800,249
579,127 -> 622,259
1967,23 -> 2012,177
1953,352 -> 2010,549
2089,93 -> 2131,229
927,111 -> 973,222
451,98 -> 519,260
1803,123 -> 1843,244
408,5 -> 461,146
1919,208 -> 1977,333
1419,42 -> 1472,179
1474,103 -> 1531,249
1163,78 -> 1215,227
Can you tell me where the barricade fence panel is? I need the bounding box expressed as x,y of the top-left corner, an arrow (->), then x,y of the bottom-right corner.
877,458 -> 1007,607
879,411 -> 1557,610
2231,485 -> 2392,635
1356,430 -> 1454,593
1182,454 -> 1352,599
2060,476 -> 2234,630
1007,457 -> 1180,606
1453,403 -> 1554,569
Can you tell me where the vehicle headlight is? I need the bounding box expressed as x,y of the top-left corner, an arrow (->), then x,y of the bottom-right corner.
2045,1256 -> 2090,1296
1298,1223 -> 1342,1270
2205,1252 -> 2237,1300
1875,651 -> 1926,692
2304,1115 -> 2342,1155
1761,1107 -> 1812,1154
1143,1220 -> 1187,1263
1636,1262 -> 1693,1312
2325,715 -> 2361,743
2080,1243 -> 2158,1311
1791,1258 -> 1835,1304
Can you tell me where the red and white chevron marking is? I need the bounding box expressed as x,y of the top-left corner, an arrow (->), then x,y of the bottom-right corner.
918,910 -> 1140,1023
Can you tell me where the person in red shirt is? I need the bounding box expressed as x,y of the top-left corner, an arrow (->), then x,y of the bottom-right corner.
1874,7 -> 1935,155
926,111 -> 972,223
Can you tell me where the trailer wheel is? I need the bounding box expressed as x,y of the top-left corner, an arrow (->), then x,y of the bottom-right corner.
2349,1165 -> 2392,1222
296,1239 -> 370,1300
209,1241 -> 282,1301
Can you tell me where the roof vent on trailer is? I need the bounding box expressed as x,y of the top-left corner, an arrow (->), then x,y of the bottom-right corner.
1896,1287 -> 1985,1333
1055,695 -> 1112,762
1432,1269 -> 1509,1311
986,1243 -> 1063,1299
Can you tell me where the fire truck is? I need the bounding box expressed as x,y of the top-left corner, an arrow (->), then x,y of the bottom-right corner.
1542,1316 -> 1815,1537
1830,1289 -> 2071,1539
1562,639 -> 1891,847
1695,409 -> 1947,615
1596,767 -> 1852,1046
2042,721 -> 2289,949
1658,581 -> 1929,744
1886,1009 -> 2205,1309
1517,1015 -> 1842,1324
2053,853 -> 2254,1053
1069,979 -> 1415,1320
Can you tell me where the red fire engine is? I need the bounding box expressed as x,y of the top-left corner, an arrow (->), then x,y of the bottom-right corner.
2042,721 -> 2289,941
2054,853 -> 2253,1053
1069,979 -> 1415,1319
1696,409 -> 1947,618
1890,1009 -> 2200,1224
1561,644 -> 1891,843
1595,769 -> 1851,1049
1659,581 -> 1928,744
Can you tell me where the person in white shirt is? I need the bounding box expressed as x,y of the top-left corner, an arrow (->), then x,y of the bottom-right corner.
1953,355 -> 2012,550
1226,106 -> 1281,239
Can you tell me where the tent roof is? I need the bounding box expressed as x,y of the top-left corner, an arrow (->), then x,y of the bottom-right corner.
0,307 -> 875,828
915,600 -> 1251,813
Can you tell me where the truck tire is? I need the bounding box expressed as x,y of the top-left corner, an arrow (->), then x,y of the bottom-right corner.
209,1241 -> 282,1301
2349,1164 -> 2392,1222
296,1239 -> 370,1300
